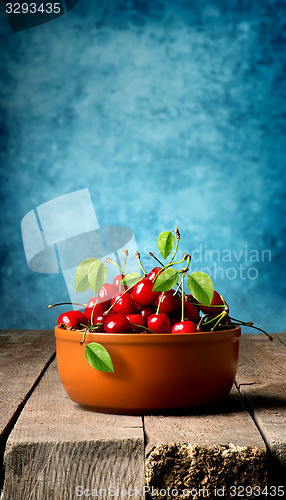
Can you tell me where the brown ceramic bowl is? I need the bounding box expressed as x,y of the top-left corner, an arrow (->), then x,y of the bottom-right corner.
55,326 -> 241,414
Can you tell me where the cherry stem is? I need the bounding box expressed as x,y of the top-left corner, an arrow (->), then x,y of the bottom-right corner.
219,294 -> 229,315
164,254 -> 188,270
105,258 -> 123,273
228,317 -> 273,341
181,273 -> 185,321
121,249 -> 129,274
104,277 -> 145,315
156,292 -> 165,315
90,299 -> 99,325
203,313 -> 223,326
149,251 -> 164,267
136,251 -> 147,276
197,314 -> 208,332
179,254 -> 191,274
130,323 -> 155,334
173,277 -> 183,296
80,323 -> 103,344
168,226 -> 180,265
49,302 -> 87,309
81,327 -> 88,344
210,311 -> 227,331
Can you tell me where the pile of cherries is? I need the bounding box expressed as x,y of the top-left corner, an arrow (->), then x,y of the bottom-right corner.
57,267 -> 229,335
54,228 -> 272,343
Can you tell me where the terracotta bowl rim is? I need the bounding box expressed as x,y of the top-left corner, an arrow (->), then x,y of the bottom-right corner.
55,325 -> 241,343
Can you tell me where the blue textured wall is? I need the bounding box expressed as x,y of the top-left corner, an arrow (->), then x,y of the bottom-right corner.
0,0 -> 285,332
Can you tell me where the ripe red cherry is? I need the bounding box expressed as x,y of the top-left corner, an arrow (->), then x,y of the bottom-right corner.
147,267 -> 162,281
126,313 -> 146,332
147,313 -> 171,333
171,301 -> 200,325
111,291 -> 135,314
92,311 -> 113,325
113,274 -> 127,290
155,290 -> 181,315
185,294 -> 200,312
133,300 -> 143,310
132,278 -> 159,306
171,320 -> 197,334
98,283 -> 118,308
104,313 -> 132,333
183,301 -> 200,322
138,306 -> 155,321
84,297 -> 106,320
89,311 -> 115,331
57,311 -> 89,330
200,291 -> 225,316
88,313 -> 106,332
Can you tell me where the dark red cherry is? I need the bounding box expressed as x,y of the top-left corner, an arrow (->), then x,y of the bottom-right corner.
155,290 -> 181,315
132,278 -> 159,306
185,294 -> 200,312
172,301 -> 200,325
138,306 -> 155,321
200,291 -> 225,315
147,267 -> 163,281
171,320 -> 196,334
111,291 -> 135,314
147,313 -> 171,333
201,313 -> 232,332
98,283 -> 118,308
183,301 -> 200,322
126,313 -> 146,332
57,310 -> 89,330
104,313 -> 132,333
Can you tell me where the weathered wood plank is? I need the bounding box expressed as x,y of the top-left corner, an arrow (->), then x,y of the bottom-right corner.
145,385 -> 267,498
0,330 -> 55,447
2,359 -> 145,500
236,333 -> 286,486
277,332 -> 286,349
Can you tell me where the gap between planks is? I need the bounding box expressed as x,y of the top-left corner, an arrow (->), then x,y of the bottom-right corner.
1,359 -> 145,500
235,333 -> 286,486
0,330 -> 56,494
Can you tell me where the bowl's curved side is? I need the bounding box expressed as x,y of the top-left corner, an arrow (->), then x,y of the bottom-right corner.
55,327 -> 241,413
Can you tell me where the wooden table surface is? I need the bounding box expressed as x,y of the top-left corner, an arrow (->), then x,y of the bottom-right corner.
0,330 -> 285,499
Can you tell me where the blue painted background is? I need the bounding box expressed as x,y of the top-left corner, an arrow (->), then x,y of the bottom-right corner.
0,0 -> 285,332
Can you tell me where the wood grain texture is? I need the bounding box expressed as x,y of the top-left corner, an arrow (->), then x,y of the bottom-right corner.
145,385 -> 267,497
277,332 -> 286,349
0,330 -> 55,444
2,332 -> 286,499
236,333 -> 286,485
2,360 -> 145,500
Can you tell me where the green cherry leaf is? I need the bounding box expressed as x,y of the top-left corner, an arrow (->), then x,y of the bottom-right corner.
85,342 -> 114,372
187,272 -> 214,306
152,267 -> 179,292
88,260 -> 107,295
74,258 -> 97,293
122,272 -> 142,287
158,231 -> 175,260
